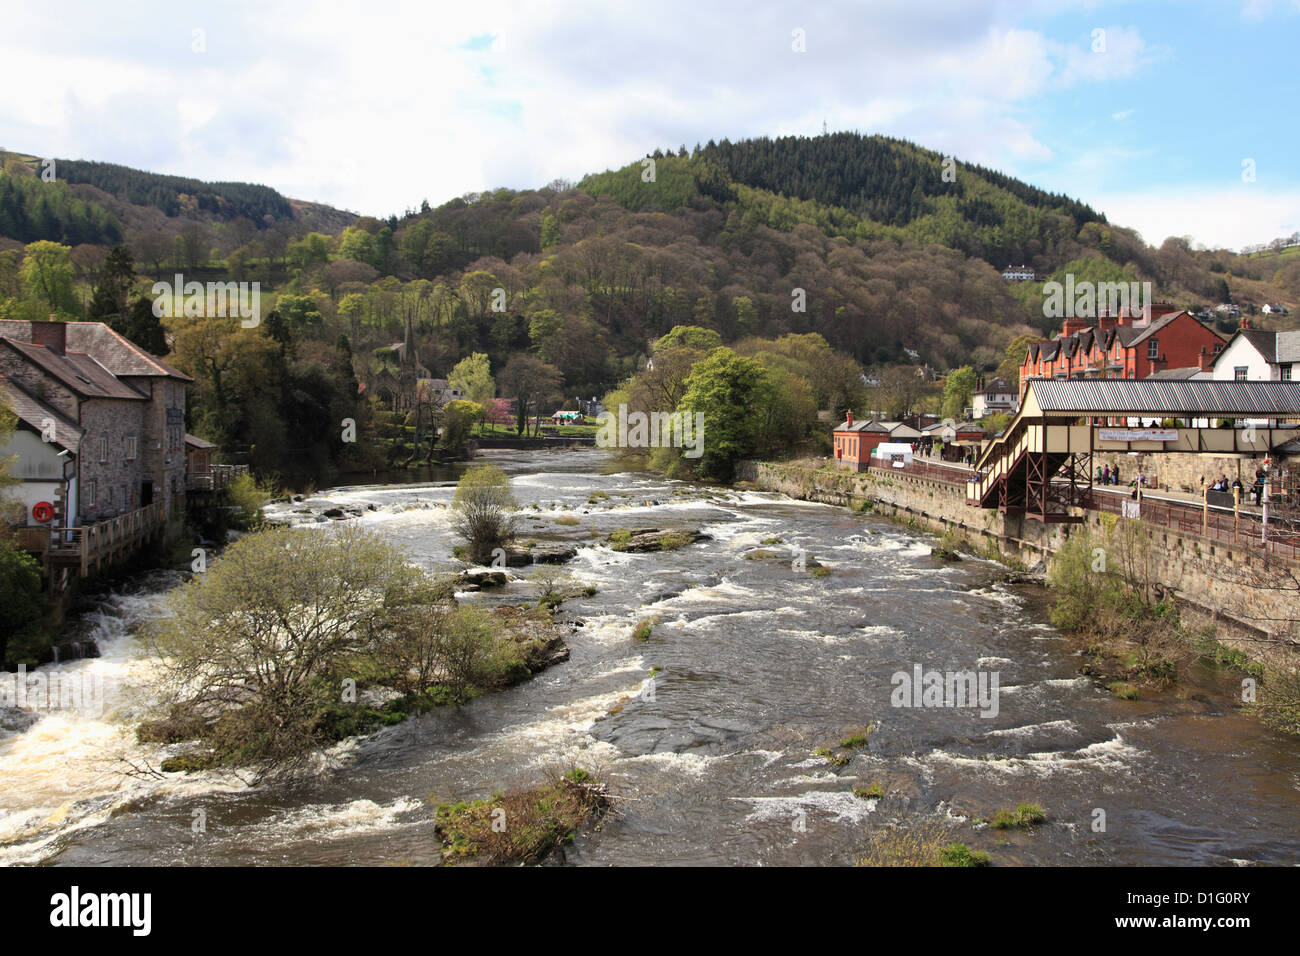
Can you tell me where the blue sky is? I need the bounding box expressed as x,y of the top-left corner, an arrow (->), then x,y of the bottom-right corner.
0,0 -> 1296,250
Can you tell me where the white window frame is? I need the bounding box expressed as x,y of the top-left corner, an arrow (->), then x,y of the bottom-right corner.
125,436 -> 138,460
99,436 -> 109,463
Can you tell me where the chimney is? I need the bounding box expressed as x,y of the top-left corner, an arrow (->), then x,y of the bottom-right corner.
846,410 -> 854,427
1062,315 -> 1089,336
30,319 -> 67,355
1098,313 -> 1118,331
1149,301 -> 1178,320
1198,347 -> 1214,372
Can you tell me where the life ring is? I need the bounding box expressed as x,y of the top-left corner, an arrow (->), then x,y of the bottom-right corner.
32,501 -> 55,523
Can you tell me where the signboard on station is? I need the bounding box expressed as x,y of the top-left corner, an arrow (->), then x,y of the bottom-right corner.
1098,428 -> 1178,443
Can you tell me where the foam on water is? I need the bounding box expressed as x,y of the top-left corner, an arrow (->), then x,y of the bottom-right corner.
737,789 -> 878,825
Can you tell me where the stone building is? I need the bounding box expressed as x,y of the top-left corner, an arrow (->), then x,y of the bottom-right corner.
0,319 -> 191,527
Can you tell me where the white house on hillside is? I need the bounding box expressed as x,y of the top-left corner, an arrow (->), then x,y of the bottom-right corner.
971,378 -> 1019,419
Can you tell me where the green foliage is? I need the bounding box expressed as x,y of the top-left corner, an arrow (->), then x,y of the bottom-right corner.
55,159 -> 293,222
0,535 -> 47,665
224,470 -> 276,528
989,803 -> 1047,829
937,844 -> 991,867
678,347 -> 778,480
0,170 -> 122,245
19,240 -> 79,315
448,352 -> 495,406
450,463 -> 518,563
941,366 -> 977,422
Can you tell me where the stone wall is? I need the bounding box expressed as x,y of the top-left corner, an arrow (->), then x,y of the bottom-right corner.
1092,450 -> 1293,494
77,398 -> 146,523
743,459 -> 1299,668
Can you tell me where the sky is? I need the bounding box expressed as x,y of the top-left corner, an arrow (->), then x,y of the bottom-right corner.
0,0 -> 1297,251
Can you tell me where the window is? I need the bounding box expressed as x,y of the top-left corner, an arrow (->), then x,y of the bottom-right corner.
85,481 -> 96,507
1283,365 -> 1293,382
125,436 -> 138,460
1235,366 -> 1249,381
98,436 -> 108,462
1147,339 -> 1159,360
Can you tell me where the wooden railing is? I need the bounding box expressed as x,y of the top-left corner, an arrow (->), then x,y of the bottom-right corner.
17,500 -> 168,575
186,463 -> 249,492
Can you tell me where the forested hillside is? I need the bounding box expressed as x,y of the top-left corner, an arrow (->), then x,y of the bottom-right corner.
1,134 -> 1298,480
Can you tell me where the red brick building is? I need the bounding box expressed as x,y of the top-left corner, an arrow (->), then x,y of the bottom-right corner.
832,413 -> 891,471
1019,305 -> 1226,391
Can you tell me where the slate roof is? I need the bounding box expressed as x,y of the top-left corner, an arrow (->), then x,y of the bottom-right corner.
0,375 -> 83,453
0,339 -> 147,401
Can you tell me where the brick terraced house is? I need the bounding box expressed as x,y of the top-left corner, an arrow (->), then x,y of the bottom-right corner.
1019,304 -> 1227,391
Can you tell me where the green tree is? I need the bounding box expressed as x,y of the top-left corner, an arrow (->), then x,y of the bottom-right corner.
19,240 -> 78,315
439,399 -> 483,451
111,295 -> 168,356
140,525 -> 433,776
450,463 -> 519,563
678,347 -> 776,480
539,207 -> 560,249
86,244 -> 136,323
448,352 -> 495,406
941,366 -> 978,422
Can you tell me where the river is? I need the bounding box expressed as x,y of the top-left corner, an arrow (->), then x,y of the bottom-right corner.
3,448 -> 1299,866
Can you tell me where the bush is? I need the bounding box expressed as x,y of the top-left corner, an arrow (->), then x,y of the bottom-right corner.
938,843 -> 990,867
225,471 -> 277,528
433,771 -> 609,865
0,536 -> 47,665
989,802 -> 1047,829
450,464 -> 519,564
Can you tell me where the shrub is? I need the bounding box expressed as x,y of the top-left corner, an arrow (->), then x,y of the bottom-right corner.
451,464 -> 519,564
938,843 -> 990,867
989,803 -> 1047,829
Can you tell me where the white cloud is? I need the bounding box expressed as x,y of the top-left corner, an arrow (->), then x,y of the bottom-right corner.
1092,186 -> 1300,251
0,0 -> 1220,241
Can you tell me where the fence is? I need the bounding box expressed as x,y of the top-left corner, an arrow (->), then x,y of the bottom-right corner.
1094,490 -> 1300,561
186,463 -> 249,492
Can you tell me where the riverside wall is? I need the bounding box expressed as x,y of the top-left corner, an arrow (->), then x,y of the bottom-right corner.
740,459 -> 1298,667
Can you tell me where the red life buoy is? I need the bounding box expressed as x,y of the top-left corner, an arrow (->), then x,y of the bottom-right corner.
32,501 -> 55,523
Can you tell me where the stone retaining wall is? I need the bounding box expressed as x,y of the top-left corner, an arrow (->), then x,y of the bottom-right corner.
742,459 -> 1298,668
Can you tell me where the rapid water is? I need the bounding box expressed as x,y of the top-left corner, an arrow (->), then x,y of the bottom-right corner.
3,449 -> 1299,866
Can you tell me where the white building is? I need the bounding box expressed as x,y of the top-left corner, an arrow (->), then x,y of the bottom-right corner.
971,378 -> 1019,419
1212,329 -> 1300,382
0,376 -> 80,525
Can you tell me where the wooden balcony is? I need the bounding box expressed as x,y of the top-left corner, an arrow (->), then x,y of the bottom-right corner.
16,500 -> 168,582
186,463 -> 249,492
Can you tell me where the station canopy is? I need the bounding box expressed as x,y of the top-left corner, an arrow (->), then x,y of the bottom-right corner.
1021,379 -> 1300,418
